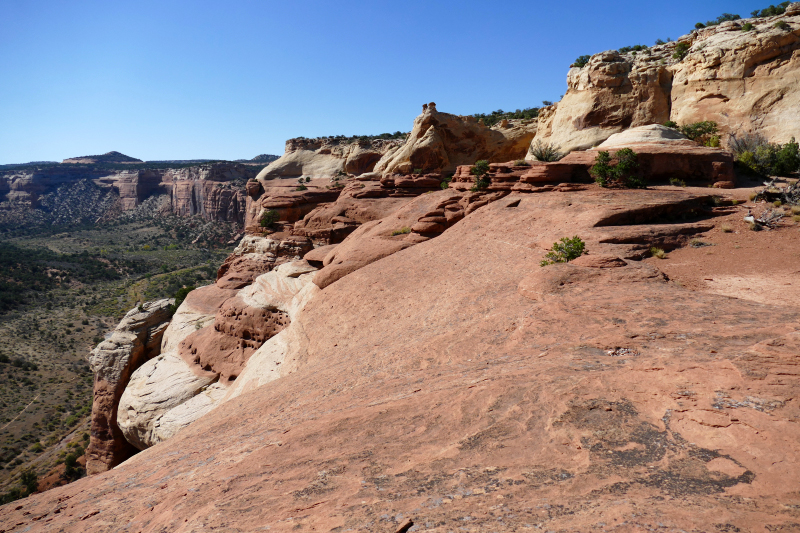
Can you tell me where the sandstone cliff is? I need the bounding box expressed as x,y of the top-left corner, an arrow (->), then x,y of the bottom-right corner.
256,137 -> 404,182
532,4 -> 800,153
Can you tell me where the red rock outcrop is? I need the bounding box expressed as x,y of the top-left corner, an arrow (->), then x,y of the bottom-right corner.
161,163 -> 258,223
177,295 -> 290,385
11,185 -> 800,532
85,299 -> 173,475
216,234 -> 314,289
533,7 -> 800,152
256,137 -> 405,181
452,125 -> 736,191
374,103 -> 537,174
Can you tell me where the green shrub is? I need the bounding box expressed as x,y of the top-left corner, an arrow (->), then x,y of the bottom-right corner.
259,209 -> 279,228
413,168 -> 423,174
20,468 -> 37,494
679,121 -> 719,145
669,177 -> 687,187
752,2 -> 790,17
731,134 -> 800,176
514,160 -> 530,167
650,247 -> 666,259
440,174 -> 452,189
775,20 -> 790,30
470,160 -> 491,191
295,184 -> 307,191
530,140 -> 563,162
695,22 -> 706,29
391,227 -> 411,236
591,148 -> 645,188
573,55 -> 591,68
169,285 -> 195,315
673,42 -> 691,60
741,22 -> 755,31
540,236 -> 586,266
663,120 -> 678,129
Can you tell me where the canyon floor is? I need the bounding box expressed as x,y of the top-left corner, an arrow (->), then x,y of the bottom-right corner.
0,206 -> 235,495
2,182 -> 799,532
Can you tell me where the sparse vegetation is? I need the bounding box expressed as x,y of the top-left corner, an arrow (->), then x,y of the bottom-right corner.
529,140 -> 563,162
540,236 -> 586,266
752,2 -> 790,17
259,209 -> 279,228
670,121 -> 720,147
440,174 -> 453,190
672,42 -> 691,60
514,160 -> 530,167
775,20 -> 790,30
470,160 -> 491,192
741,22 -> 755,31
729,133 -> 800,176
669,178 -> 687,187
391,227 -> 411,236
472,108 -> 540,127
720,224 -> 733,233
591,149 -> 645,188
573,55 -> 591,68
650,247 -> 666,259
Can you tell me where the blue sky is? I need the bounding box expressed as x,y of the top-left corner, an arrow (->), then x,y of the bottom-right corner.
0,0 -> 764,163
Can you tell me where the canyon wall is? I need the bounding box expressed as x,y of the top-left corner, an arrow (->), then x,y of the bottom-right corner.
0,162 -> 259,223
532,5 -> 800,153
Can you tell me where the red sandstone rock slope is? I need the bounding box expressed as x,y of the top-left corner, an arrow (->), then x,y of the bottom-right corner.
4,185 -> 800,532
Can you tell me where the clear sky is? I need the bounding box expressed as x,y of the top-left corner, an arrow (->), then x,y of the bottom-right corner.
0,0 -> 764,164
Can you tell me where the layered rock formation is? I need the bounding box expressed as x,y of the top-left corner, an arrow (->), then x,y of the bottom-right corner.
216,233 -> 314,289
373,102 -> 537,175
116,261 -> 319,449
85,299 -> 172,474
454,125 -> 736,191
532,6 -> 800,152
0,162 -> 259,222
256,137 -> 404,181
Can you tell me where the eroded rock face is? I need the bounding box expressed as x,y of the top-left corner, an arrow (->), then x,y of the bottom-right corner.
85,299 -> 173,474
116,262 -> 318,449
216,234 -> 314,289
117,284 -> 237,450
161,163 -> 258,223
374,106 -> 537,175
534,9 -> 800,152
454,125 -> 735,190
256,138 -> 404,181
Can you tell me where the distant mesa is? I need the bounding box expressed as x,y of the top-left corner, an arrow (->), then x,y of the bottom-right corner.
248,154 -> 280,163
62,151 -> 143,164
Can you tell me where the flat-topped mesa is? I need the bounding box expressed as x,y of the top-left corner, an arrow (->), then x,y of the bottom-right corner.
62,151 -> 143,164
533,6 -> 800,153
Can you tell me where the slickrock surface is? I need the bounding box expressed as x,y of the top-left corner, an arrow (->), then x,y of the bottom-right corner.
533,7 -> 800,152
374,103 -> 536,175
12,185 -> 800,532
84,299 -> 173,474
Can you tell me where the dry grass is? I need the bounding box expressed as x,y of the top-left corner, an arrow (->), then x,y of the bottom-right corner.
391,227 -> 411,236
720,224 -> 733,233
650,247 -> 666,259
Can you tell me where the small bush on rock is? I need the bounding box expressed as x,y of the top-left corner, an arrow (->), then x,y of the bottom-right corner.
591,149 -> 645,188
741,22 -> 755,31
752,2 -> 790,17
540,236 -> 586,266
679,121 -> 719,146
573,55 -> 591,68
470,160 -> 491,191
259,209 -> 279,228
391,227 -> 411,236
775,20 -> 790,30
530,140 -> 563,162
672,42 -> 691,60
650,247 -> 666,259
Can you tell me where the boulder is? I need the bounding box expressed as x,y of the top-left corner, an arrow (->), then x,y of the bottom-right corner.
85,299 -> 173,474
